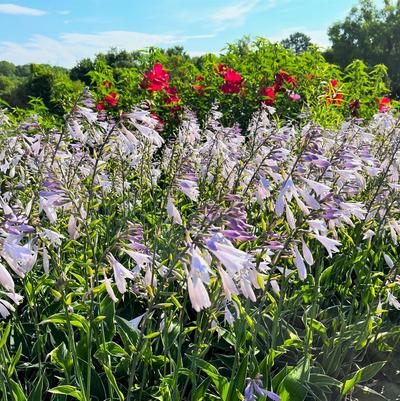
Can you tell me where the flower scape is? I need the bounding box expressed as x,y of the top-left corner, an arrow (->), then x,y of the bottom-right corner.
0,56 -> 400,401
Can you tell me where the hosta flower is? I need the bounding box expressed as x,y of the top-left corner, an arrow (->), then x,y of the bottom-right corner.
106,253 -> 135,294
176,179 -> 199,201
0,262 -> 14,292
103,271 -> 118,303
244,376 -> 280,401
0,299 -> 15,318
301,237 -> 314,266
187,248 -> 212,312
218,266 -> 239,301
166,197 -> 183,225
314,235 -> 341,257
387,291 -> 400,310
123,249 -> 151,268
41,229 -> 65,247
293,245 -> 307,281
302,178 -> 331,199
383,253 -> 394,269
1,242 -> 37,278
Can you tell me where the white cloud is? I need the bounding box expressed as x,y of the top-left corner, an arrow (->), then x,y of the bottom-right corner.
210,0 -> 260,25
0,3 -> 46,16
0,31 -> 215,67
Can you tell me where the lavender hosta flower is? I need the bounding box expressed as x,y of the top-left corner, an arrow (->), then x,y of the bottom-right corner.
166,197 -> 183,225
301,237 -> 314,266
176,179 -> 199,202
388,219 -> 400,244
285,203 -> 296,230
302,178 -> 332,199
314,235 -> 342,258
274,178 -> 294,217
0,262 -> 14,292
293,245 -> 307,281
106,253 -> 135,295
1,242 -> 37,278
68,215 -> 80,240
244,377 -> 280,401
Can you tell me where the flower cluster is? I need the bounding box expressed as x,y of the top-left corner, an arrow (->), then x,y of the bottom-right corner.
218,64 -> 244,94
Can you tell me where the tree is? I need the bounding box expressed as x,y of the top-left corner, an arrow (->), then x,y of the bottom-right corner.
327,0 -> 400,95
281,32 -> 313,54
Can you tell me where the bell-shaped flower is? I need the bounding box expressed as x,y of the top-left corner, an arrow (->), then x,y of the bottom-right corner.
301,237 -> 314,266
1,242 -> 37,277
292,245 -> 307,281
0,262 -> 14,292
166,197 -> 183,225
187,275 -> 211,312
314,235 -> 341,257
106,253 -> 135,294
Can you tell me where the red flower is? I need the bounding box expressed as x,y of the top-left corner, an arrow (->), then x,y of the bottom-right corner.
330,79 -> 338,87
193,84 -> 205,94
103,92 -> 118,107
377,97 -> 391,112
260,86 -> 275,105
96,103 -> 105,111
327,93 -> 343,105
219,67 -> 243,94
196,75 -> 204,81
141,63 -> 169,92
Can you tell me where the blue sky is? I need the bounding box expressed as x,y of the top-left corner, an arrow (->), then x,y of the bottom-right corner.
0,0 -> 384,67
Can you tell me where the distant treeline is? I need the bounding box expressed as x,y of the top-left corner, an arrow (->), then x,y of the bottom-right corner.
0,0 -> 399,114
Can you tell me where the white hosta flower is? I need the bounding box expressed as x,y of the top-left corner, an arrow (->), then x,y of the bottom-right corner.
285,203 -> 296,230
191,248 -> 212,284
167,197 -> 183,225
239,274 -> 256,302
187,275 -> 211,312
363,230 -> 375,240
1,242 -> 37,277
293,245 -> 307,281
314,235 -> 342,258
302,178 -> 331,198
206,234 -> 253,275
0,299 -> 14,318
106,253 -> 135,294
383,253 -> 394,269
103,272 -> 118,303
0,262 -> 14,292
123,249 -> 151,268
218,266 -> 239,301
301,237 -> 314,266
387,291 -> 400,310
41,229 -> 65,247
43,245 -> 49,274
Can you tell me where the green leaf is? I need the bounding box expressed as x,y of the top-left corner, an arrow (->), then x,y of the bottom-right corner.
9,379 -> 27,401
115,315 -> 139,347
8,343 -> 22,377
226,355 -> 248,401
342,362 -> 386,396
28,376 -> 47,401
48,385 -> 83,401
0,321 -> 11,349
278,359 -> 310,401
194,358 -> 229,401
103,365 -> 125,401
41,312 -> 90,332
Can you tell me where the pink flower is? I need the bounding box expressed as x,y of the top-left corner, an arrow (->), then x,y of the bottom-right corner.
289,92 -> 301,102
377,97 -> 391,112
260,86 -> 275,105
